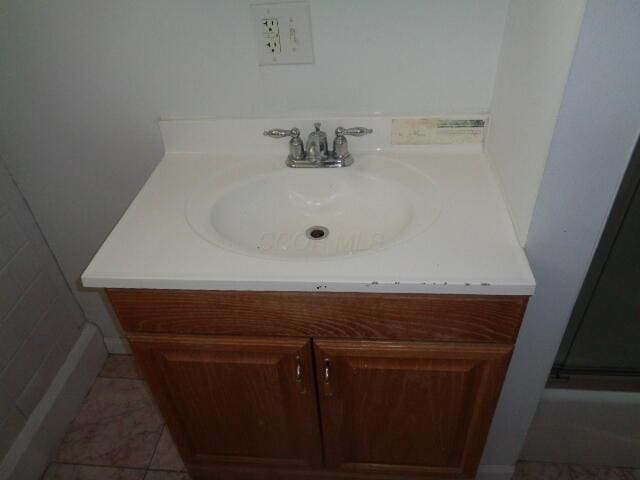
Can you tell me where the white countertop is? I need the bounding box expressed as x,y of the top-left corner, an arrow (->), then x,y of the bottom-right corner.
82,117 -> 535,295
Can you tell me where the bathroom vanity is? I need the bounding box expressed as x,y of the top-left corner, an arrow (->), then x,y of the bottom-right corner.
83,117 -> 535,480
107,289 -> 527,480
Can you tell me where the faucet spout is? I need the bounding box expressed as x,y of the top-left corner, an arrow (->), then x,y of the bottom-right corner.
305,122 -> 329,162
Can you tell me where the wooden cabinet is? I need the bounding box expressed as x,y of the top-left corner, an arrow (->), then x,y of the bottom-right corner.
108,289 -> 528,480
314,340 -> 512,478
129,335 -> 323,470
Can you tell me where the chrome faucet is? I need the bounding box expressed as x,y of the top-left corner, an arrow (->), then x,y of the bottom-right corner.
305,123 -> 330,163
263,122 -> 372,168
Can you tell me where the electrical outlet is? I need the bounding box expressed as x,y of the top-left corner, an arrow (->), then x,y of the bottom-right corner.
250,2 -> 314,65
266,37 -> 281,55
262,18 -> 279,36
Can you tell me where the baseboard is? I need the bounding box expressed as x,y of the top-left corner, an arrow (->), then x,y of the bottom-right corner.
521,387 -> 640,468
103,335 -> 131,354
476,464 -> 515,480
0,323 -> 107,480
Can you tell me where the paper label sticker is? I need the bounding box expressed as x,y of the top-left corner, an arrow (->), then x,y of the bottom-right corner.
391,118 -> 486,145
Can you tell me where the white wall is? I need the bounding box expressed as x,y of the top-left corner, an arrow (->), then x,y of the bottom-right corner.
0,0 -> 509,343
481,0 -> 640,471
485,0 -> 586,245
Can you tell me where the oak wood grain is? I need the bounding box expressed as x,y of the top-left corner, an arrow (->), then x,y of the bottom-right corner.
314,339 -> 513,478
109,289 -> 529,479
129,334 -> 323,471
107,289 -> 528,343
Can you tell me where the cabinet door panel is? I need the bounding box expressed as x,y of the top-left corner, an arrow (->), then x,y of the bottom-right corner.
130,334 -> 323,470
314,339 -> 512,479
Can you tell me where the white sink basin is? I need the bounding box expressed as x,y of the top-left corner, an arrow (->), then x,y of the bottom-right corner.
186,156 -> 441,259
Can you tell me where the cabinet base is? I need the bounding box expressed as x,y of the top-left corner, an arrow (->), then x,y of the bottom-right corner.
188,464 -> 474,480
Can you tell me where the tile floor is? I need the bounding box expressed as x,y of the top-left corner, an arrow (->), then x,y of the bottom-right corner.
43,355 -> 640,480
44,355 -> 188,480
514,463 -> 640,480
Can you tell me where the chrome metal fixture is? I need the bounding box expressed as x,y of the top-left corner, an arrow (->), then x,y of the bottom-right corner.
263,122 -> 372,168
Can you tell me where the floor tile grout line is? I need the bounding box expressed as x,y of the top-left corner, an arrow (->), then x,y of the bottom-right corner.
51,376 -> 164,472
98,355 -> 142,380
46,460 -> 148,471
147,467 -> 188,473
44,460 -> 149,472
44,460 -> 188,476
48,365 -> 103,467
46,355 -> 182,479
146,423 -> 167,471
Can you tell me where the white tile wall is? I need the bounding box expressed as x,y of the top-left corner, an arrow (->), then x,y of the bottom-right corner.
0,408 -> 25,460
0,274 -> 57,371
0,160 -> 85,461
0,214 -> 27,266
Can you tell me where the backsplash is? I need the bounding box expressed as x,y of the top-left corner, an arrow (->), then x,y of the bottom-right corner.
160,115 -> 487,155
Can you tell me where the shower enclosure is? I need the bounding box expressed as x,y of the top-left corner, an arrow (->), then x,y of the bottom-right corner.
553,137 -> 640,379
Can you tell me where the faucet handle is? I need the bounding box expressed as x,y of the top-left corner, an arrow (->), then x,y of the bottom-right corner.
263,127 -> 301,138
335,126 -> 373,137
264,127 -> 305,163
332,126 -> 372,165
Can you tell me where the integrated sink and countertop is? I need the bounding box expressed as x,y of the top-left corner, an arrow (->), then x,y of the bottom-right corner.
82,116 -> 534,295
82,116 -> 535,480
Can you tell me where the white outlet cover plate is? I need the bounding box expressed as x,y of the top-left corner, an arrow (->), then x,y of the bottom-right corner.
250,1 -> 314,66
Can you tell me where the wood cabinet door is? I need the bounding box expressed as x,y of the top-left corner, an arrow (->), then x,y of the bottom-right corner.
129,334 -> 323,470
314,339 -> 513,479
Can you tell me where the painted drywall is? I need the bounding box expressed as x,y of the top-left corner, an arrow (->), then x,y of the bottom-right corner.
481,0 -> 640,470
485,0 -> 586,245
0,0 -> 509,343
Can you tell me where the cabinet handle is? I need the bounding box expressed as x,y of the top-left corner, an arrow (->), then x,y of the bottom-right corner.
295,356 -> 302,383
324,358 -> 331,384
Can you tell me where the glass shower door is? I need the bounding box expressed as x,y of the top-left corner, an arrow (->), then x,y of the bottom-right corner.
554,138 -> 640,376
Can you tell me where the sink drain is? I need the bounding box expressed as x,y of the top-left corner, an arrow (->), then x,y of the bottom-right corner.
305,225 -> 329,240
